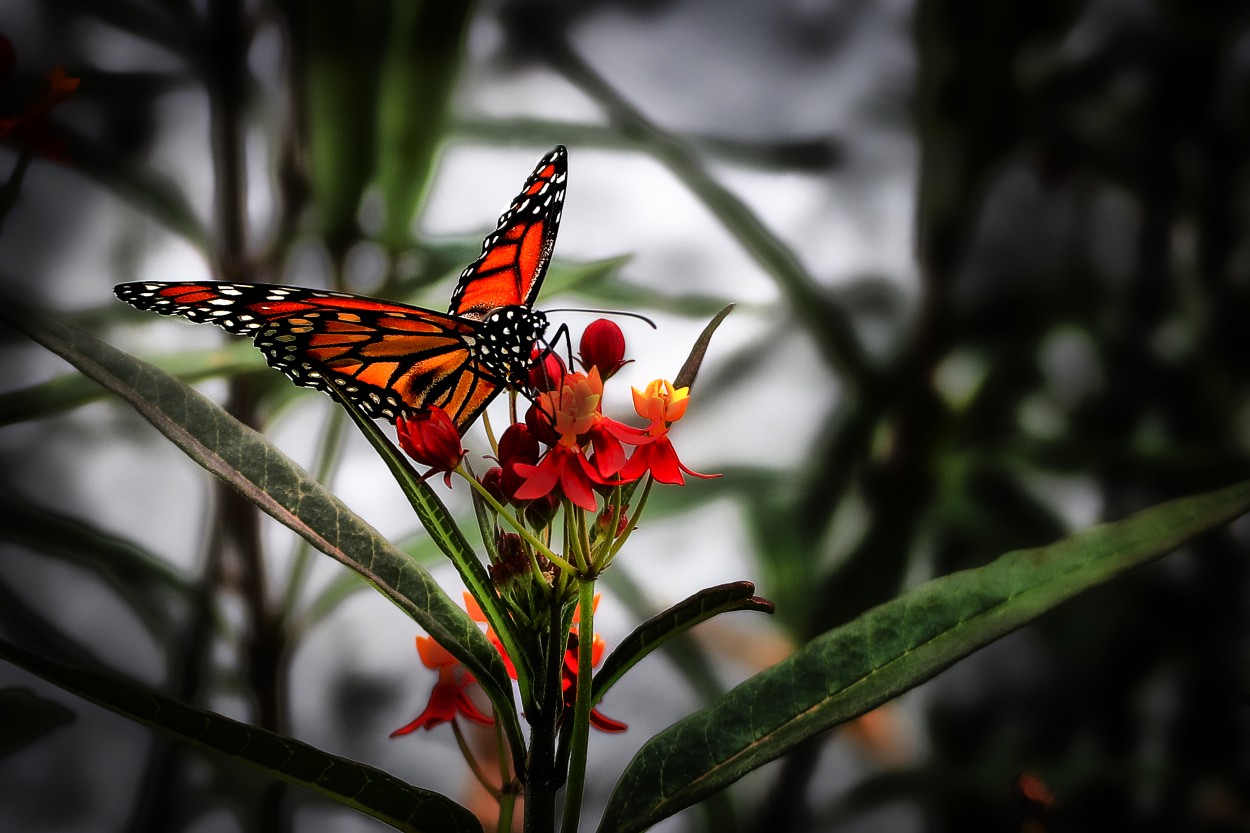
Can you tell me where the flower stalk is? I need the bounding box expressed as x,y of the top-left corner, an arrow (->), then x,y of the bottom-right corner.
560,576 -> 598,833
379,313 -> 734,831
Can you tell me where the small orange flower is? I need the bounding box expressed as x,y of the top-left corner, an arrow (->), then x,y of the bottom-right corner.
618,379 -> 716,485
631,379 -> 691,429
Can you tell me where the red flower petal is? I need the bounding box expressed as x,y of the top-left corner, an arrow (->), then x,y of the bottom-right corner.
397,407 -> 465,486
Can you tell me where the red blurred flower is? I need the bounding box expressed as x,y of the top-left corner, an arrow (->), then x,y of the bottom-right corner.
578,319 -> 628,379
396,407 -> 465,487
390,636 -> 493,735
0,38 -> 80,160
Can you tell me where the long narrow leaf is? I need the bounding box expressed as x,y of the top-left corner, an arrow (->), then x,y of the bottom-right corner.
0,341 -> 264,425
1,300 -> 513,729
599,478 -> 1250,833
0,640 -> 480,833
674,304 -> 733,391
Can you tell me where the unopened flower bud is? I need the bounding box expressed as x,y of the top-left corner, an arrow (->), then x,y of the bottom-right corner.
579,319 -> 627,378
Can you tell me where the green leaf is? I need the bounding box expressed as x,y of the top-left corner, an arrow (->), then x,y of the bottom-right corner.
674,305 -> 734,392
375,1 -> 473,250
286,0 -> 388,251
0,341 -> 263,425
1,300 -> 514,742
0,641 -> 481,833
599,478 -> 1250,833
0,493 -> 192,641
0,687 -> 75,756
592,582 -> 773,705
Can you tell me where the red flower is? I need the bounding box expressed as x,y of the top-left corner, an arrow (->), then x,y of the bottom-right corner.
618,380 -> 717,485
0,38 -> 80,160
513,368 -> 644,507
396,407 -> 465,487
391,637 -> 493,735
618,435 -> 715,485
579,319 -> 628,379
512,443 -> 612,511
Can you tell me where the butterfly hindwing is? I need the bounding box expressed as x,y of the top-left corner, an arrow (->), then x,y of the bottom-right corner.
449,145 -> 566,319
114,281 -> 500,427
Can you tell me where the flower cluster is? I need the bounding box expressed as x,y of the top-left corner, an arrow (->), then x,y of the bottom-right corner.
490,320 -> 713,508
392,319 -> 715,593
391,319 -> 712,764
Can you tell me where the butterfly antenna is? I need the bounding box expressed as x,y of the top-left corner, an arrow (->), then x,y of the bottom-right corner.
544,307 -> 657,329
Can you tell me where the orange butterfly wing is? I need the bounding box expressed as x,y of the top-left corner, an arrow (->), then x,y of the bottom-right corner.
449,145 -> 566,318
113,282 -> 500,429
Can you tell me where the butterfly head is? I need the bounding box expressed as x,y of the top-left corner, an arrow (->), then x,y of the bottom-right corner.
476,305 -> 549,387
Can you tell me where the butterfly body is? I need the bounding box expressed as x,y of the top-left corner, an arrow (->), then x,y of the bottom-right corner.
115,146 -> 567,431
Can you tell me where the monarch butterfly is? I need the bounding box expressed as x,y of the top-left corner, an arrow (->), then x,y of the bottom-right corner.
115,146 -> 567,431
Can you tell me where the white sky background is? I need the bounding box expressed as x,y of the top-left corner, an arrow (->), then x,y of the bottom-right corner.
0,1 -> 927,831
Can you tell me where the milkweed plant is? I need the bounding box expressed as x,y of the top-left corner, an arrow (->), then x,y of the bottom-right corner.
5,89 -> 1250,831
374,314 -> 769,833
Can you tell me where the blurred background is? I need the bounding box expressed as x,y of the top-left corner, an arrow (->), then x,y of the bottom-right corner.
2,0 -> 1250,831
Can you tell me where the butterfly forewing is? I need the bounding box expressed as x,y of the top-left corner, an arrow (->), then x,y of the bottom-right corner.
449,145 -> 566,319
114,281 -> 500,427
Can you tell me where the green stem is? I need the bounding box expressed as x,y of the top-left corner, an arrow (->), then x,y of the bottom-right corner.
598,476 -> 653,572
497,790 -> 517,833
0,143 -> 35,236
452,719 -> 501,800
559,577 -> 596,833
524,602 -> 569,833
463,471 -> 577,576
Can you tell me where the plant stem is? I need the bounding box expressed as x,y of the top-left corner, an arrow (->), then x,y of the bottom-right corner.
524,597 -> 569,833
0,143 -> 34,236
452,719 -> 501,800
559,577 -> 596,833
